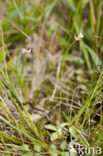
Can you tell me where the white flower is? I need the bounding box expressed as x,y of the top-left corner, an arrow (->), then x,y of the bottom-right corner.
22,48 -> 31,54
74,33 -> 84,41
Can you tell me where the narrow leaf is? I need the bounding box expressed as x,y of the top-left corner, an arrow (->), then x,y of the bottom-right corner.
83,43 -> 102,72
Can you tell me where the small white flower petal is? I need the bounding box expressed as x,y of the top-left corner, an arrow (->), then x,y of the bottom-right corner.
78,33 -> 84,39
22,48 -> 31,54
74,33 -> 84,41
22,48 -> 27,54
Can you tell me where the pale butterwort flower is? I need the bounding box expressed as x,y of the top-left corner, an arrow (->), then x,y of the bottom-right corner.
74,33 -> 84,41
22,48 -> 31,54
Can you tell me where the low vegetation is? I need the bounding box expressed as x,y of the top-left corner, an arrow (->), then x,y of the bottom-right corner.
0,0 -> 103,155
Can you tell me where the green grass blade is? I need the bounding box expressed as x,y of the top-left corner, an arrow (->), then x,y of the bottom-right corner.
83,43 -> 102,72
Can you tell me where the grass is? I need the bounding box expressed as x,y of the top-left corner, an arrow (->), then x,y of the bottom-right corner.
0,0 -> 103,155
